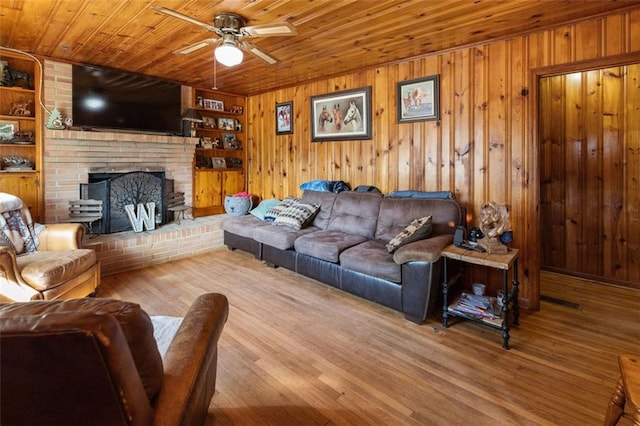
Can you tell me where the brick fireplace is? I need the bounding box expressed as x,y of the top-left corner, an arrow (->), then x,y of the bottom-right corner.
43,59 -> 196,224
41,60 -> 225,275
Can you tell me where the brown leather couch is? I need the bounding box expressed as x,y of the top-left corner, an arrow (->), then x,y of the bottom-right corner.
224,190 -> 465,323
0,223 -> 100,302
0,293 -> 229,426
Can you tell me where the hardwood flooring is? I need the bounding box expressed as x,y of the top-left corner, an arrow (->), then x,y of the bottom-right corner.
99,249 -> 640,425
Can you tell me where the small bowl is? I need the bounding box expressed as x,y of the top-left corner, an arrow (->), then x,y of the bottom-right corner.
472,283 -> 486,296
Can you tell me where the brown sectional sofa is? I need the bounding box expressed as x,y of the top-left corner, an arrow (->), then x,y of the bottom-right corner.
223,190 -> 465,323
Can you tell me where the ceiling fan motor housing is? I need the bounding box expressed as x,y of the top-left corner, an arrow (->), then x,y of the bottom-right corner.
214,13 -> 246,33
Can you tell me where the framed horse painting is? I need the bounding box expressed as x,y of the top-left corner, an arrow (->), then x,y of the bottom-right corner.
310,87 -> 372,141
397,75 -> 440,123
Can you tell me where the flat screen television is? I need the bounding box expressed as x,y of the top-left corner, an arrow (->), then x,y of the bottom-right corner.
72,64 -> 182,135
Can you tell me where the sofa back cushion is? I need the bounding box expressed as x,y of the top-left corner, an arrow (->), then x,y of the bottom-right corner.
327,191 -> 382,239
301,190 -> 338,230
376,197 -> 465,241
0,298 -> 163,402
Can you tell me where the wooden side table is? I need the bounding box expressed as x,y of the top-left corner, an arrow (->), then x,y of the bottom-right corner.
605,354 -> 640,425
441,244 -> 520,349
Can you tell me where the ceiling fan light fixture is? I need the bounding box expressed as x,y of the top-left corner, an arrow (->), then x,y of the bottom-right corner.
215,41 -> 243,67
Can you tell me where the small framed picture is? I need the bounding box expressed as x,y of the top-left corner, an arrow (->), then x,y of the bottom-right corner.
218,118 -> 235,130
203,99 -> 215,110
231,104 -> 243,114
222,133 -> 240,149
202,116 -> 216,128
397,75 -> 440,123
212,100 -> 225,111
201,137 -> 213,149
276,101 -> 293,135
211,157 -> 227,169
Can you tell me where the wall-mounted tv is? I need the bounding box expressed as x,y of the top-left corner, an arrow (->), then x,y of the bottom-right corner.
72,64 -> 182,135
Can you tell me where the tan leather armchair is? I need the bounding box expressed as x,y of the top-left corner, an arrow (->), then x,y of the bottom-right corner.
0,293 -> 229,426
0,223 -> 100,302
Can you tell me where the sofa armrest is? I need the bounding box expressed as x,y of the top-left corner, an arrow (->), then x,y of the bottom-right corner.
37,223 -> 85,250
0,247 -> 41,302
152,293 -> 229,426
392,234 -> 453,264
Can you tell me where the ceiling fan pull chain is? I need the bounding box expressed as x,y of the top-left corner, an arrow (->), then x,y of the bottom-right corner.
213,54 -> 218,90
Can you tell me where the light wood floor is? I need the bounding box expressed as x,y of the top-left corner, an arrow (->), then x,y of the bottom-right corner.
100,248 -> 640,425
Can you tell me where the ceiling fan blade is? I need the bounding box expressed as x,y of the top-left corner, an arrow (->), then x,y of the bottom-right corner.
241,22 -> 297,37
241,41 -> 279,65
152,6 -> 218,32
173,38 -> 218,55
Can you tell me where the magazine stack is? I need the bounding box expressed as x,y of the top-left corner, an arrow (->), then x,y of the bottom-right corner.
448,292 -> 502,326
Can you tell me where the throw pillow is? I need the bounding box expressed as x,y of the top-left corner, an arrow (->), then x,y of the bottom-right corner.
250,198 -> 282,221
385,215 -> 433,253
273,202 -> 320,230
264,197 -> 300,221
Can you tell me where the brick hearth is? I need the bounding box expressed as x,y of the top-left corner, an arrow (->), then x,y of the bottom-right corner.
84,215 -> 226,275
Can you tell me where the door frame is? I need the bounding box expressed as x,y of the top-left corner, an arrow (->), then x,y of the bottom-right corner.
528,52 -> 640,296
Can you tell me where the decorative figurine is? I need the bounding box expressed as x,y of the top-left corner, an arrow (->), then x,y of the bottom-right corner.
477,202 -> 509,254
46,107 -> 66,130
9,99 -> 32,116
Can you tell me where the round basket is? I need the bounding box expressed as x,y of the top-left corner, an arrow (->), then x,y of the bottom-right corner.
224,196 -> 252,216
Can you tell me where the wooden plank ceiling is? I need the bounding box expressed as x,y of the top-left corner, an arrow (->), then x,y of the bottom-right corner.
1,0 -> 639,95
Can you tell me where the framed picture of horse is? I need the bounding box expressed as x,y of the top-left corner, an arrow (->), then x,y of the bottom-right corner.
310,86 -> 372,142
276,101 -> 293,135
397,75 -> 440,123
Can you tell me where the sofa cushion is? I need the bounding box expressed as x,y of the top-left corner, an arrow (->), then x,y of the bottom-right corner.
386,216 -> 432,253
301,190 -> 338,230
223,214 -> 271,239
17,249 -> 97,291
264,197 -> 300,221
340,240 -> 402,282
253,224 -> 320,250
273,202 -> 320,230
326,191 -> 382,240
376,196 -> 463,239
0,298 -> 163,402
249,198 -> 282,220
294,230 -> 368,263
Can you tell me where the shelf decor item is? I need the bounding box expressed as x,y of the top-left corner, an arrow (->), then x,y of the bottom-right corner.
310,87 -> 371,142
211,157 -> 227,169
477,201 -> 509,254
0,119 -> 18,142
181,108 -> 203,137
397,75 -> 440,123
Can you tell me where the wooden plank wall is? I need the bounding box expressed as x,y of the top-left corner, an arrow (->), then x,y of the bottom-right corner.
245,9 -> 640,310
540,65 -> 640,287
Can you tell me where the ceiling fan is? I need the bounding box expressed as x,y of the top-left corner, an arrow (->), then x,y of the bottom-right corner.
152,6 -> 297,67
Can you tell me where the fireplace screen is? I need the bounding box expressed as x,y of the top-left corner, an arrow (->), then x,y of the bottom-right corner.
83,171 -> 165,234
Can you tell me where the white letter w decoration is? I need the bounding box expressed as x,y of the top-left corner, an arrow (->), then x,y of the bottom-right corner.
125,203 -> 156,232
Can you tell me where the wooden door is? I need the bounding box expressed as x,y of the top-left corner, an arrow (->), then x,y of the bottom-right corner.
539,65 -> 640,288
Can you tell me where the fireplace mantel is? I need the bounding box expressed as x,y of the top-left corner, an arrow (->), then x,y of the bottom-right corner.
89,166 -> 166,174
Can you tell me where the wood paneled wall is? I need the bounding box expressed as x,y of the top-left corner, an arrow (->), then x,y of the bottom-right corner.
540,65 -> 640,287
245,9 -> 640,310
